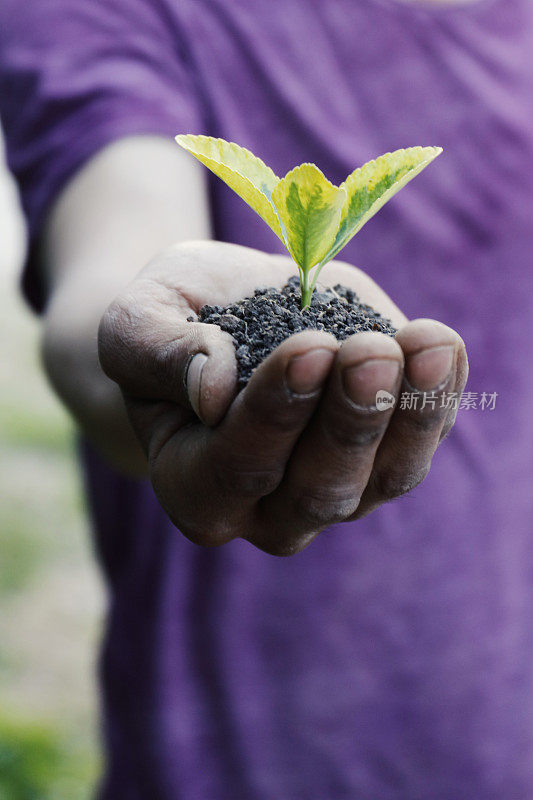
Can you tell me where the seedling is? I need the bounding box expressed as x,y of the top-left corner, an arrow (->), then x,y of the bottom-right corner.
175,134 -> 442,309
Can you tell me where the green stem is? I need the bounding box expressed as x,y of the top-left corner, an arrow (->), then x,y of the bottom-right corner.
300,269 -> 313,310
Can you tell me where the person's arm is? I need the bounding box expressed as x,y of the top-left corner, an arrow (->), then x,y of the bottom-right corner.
41,135 -> 211,475
42,133 -> 468,554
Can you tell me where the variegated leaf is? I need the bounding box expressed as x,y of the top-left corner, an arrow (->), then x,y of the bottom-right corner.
319,146 -> 442,266
175,134 -> 283,240
271,163 -> 346,272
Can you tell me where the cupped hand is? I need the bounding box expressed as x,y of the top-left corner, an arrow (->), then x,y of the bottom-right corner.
98,241 -> 468,555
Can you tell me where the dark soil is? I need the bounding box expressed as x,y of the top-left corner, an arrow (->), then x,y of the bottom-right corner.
195,276 -> 397,389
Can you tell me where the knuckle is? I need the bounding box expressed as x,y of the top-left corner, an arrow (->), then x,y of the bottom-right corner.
320,415 -> 388,451
102,296 -> 135,340
179,519 -> 235,548
244,392 -> 303,434
98,302 -> 126,365
98,296 -> 141,376
216,461 -> 284,498
373,463 -> 430,501
99,293 -> 188,388
249,527 -> 316,557
168,503 -> 245,546
147,337 -> 182,385
256,537 -> 312,557
402,407 -> 446,434
294,488 -> 359,529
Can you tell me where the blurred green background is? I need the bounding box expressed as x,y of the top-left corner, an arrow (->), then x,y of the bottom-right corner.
0,131 -> 104,799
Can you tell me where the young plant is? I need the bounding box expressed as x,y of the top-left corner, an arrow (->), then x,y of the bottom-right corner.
175,134 -> 442,309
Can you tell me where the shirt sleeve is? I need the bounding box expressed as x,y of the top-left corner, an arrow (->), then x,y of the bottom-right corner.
0,0 -> 205,312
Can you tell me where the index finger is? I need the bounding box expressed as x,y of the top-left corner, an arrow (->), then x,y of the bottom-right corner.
149,331 -> 338,547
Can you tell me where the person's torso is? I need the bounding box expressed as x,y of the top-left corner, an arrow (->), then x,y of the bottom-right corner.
94,2 -> 533,797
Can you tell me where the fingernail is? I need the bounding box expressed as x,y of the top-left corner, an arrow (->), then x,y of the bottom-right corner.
186,353 -> 208,418
286,348 -> 335,394
405,345 -> 455,391
343,358 -> 400,406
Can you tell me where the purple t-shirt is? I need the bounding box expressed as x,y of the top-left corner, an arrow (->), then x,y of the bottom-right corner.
2,0 -> 533,797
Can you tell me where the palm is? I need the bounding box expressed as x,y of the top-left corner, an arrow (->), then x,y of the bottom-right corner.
100,241 -> 467,555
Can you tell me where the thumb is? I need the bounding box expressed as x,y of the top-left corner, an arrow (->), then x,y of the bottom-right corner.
98,298 -> 238,426
183,323 -> 237,425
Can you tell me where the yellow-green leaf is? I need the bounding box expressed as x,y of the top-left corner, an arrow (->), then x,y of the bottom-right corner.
175,134 -> 283,240
320,146 -> 442,265
271,163 -> 346,272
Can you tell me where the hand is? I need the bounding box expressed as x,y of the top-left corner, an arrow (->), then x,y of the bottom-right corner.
98,241 -> 468,555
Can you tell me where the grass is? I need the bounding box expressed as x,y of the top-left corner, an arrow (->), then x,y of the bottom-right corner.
0,713 -> 98,800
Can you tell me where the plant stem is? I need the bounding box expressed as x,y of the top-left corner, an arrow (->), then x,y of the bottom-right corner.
300,270 -> 313,310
